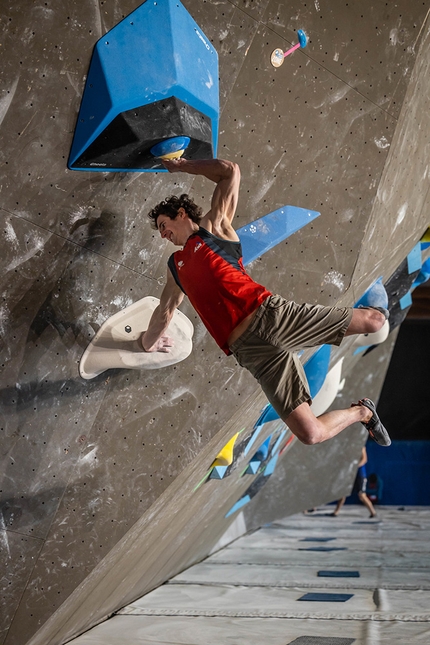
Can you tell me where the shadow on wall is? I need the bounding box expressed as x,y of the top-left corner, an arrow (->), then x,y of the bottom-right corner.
8,207 -> 122,347
0,487 -> 65,535
0,373 -> 109,411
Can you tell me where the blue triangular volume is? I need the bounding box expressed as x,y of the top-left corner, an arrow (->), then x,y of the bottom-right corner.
263,453 -> 279,476
353,345 -> 369,356
271,429 -> 287,455
244,425 -> 263,456
413,257 -> 430,287
399,291 -> 413,310
245,460 -> 261,475
225,495 -> 251,518
252,436 -> 271,461
258,404 -> 280,424
238,205 -> 320,266
407,242 -> 422,274
209,465 -> 228,480
69,0 -> 219,172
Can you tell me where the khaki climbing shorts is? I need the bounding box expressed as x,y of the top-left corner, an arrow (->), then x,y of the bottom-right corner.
229,294 -> 353,420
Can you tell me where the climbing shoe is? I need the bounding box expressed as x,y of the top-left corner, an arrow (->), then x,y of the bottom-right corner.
359,398 -> 391,447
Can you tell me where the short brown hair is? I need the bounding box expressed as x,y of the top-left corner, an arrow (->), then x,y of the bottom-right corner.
148,194 -> 203,230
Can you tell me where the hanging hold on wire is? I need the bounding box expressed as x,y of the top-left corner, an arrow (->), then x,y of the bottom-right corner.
270,29 -> 308,68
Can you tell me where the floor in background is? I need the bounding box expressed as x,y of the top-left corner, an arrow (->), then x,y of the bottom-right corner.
71,505 -> 430,644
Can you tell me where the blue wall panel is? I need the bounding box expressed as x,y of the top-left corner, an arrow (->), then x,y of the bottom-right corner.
366,441 -> 430,505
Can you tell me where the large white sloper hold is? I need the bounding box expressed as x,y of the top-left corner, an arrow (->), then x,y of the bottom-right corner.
310,358 -> 344,418
79,296 -> 194,379
353,319 -> 390,349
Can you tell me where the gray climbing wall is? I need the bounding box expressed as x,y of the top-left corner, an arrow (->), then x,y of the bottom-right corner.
1,2 -> 429,645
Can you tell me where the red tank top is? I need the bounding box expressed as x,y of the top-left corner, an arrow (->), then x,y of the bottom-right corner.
168,227 -> 271,354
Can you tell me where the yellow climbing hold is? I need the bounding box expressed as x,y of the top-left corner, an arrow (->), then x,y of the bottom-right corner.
157,149 -> 186,161
421,227 -> 430,242
212,432 -> 240,467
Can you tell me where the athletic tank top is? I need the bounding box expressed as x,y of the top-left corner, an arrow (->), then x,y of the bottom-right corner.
168,227 -> 271,354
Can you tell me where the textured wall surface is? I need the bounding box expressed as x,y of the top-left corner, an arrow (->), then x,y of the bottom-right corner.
1,1 -> 429,644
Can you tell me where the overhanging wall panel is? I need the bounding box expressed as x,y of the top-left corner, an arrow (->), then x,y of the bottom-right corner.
218,24 -> 396,305
1,2 -> 429,645
263,0 -> 428,118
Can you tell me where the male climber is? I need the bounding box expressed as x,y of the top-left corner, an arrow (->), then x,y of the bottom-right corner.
141,157 -> 391,448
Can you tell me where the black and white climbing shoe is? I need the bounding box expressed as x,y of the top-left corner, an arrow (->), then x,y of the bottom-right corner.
359,398 -> 391,447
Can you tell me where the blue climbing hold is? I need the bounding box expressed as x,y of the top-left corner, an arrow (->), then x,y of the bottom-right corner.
225,495 -> 251,518
238,204 -> 320,266
297,29 -> 307,48
150,136 -> 191,159
413,257 -> 430,287
209,465 -> 228,480
245,460 -> 261,475
407,242 -> 422,274
258,404 -> 280,425
68,0 -> 218,172
264,453 -> 279,476
355,278 -> 389,310
253,436 -> 271,462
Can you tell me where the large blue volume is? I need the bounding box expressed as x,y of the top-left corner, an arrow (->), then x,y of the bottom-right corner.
239,205 -> 320,266
68,0 -> 219,172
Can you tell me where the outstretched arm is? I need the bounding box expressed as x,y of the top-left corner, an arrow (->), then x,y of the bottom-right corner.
162,158 -> 241,240
141,269 -> 184,352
